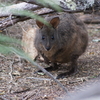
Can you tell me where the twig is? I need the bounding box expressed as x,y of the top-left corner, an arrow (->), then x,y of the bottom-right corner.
0,16 -> 30,30
9,60 -> 14,83
27,77 -> 51,81
8,58 -> 15,93
13,88 -> 30,94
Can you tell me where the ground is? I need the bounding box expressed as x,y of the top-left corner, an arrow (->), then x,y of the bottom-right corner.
0,20 -> 100,100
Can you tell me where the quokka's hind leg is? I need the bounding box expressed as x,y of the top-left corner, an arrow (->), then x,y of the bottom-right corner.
56,61 -> 77,79
34,63 -> 59,74
56,55 -> 79,79
43,63 -> 59,71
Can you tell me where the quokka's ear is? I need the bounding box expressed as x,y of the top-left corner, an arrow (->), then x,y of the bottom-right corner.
36,20 -> 44,29
50,17 -> 60,28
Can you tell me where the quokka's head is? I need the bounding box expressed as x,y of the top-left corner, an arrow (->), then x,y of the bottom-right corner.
36,17 -> 60,51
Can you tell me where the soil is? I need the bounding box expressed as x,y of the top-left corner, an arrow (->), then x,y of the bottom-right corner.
0,20 -> 100,100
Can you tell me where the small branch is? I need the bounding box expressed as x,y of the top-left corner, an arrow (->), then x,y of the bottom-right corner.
27,77 -> 51,81
13,88 -> 30,94
8,58 -> 15,93
79,13 -> 100,24
0,16 -> 30,30
9,60 -> 14,83
0,8 -> 55,30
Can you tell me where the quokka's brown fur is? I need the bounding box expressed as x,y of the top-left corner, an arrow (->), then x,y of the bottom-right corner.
34,13 -> 88,78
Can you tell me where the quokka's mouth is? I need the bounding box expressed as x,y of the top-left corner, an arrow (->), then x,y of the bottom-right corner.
44,47 -> 54,52
42,45 -> 56,52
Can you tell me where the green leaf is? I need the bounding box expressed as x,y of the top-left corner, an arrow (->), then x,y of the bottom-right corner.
0,34 -> 21,44
11,9 -> 50,26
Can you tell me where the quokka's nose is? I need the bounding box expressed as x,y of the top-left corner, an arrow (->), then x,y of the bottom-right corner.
46,46 -> 51,51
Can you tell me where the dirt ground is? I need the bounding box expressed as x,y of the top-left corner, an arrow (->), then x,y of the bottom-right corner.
0,19 -> 100,100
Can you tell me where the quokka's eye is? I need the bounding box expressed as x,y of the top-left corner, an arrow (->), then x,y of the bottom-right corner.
42,35 -> 45,40
51,35 -> 54,40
